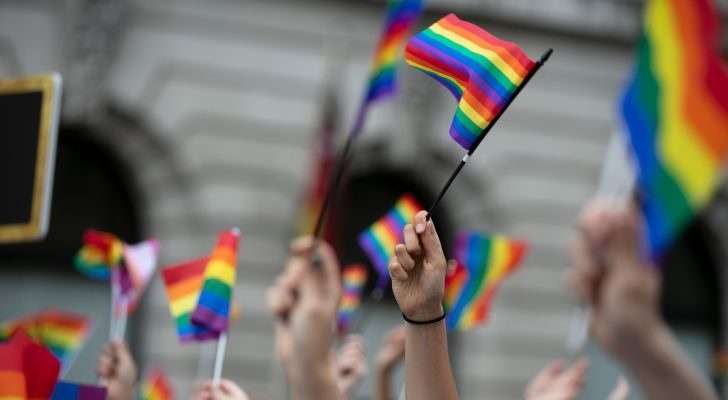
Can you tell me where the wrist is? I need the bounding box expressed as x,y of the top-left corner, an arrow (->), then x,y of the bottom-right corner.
615,320 -> 670,366
403,304 -> 444,322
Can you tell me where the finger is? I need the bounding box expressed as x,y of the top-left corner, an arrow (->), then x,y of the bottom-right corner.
267,281 -> 294,318
610,204 -> 644,270
530,360 -> 565,392
301,240 -> 341,301
607,377 -> 630,400
560,358 -> 589,386
388,258 -> 409,281
289,236 -> 316,255
446,259 -> 458,276
403,224 -> 422,257
415,211 -> 445,264
394,244 -> 416,272
578,200 -> 617,247
568,240 -> 601,304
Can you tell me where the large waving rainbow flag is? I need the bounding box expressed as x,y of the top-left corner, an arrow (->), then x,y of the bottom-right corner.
336,264 -> 369,333
405,14 -> 536,150
140,367 -> 174,400
161,257 -> 220,343
74,229 -> 124,280
621,0 -> 728,260
358,194 -> 422,290
446,232 -> 528,331
364,0 -> 424,104
191,229 -> 240,333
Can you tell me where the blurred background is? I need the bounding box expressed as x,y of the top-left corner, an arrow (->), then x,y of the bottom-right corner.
0,0 -> 727,399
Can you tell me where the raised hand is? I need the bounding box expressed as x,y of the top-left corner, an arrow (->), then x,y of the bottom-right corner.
389,211 -> 447,321
566,200 -> 718,400
267,237 -> 342,400
96,341 -> 137,400
567,201 -> 661,358
334,335 -> 368,399
375,325 -> 405,374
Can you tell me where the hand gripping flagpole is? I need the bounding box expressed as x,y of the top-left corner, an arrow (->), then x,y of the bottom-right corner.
426,48 -> 554,220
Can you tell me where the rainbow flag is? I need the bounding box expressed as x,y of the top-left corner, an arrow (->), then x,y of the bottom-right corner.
364,0 -> 424,103
34,310 -> 91,374
51,382 -> 106,400
336,264 -> 369,333
191,229 -> 240,333
446,232 -> 528,331
621,0 -> 728,260
114,239 -> 160,316
358,194 -> 422,290
0,330 -> 61,400
443,261 -> 468,312
140,367 -> 174,400
0,309 -> 91,375
405,14 -> 536,150
74,229 -> 123,280
161,257 -> 220,343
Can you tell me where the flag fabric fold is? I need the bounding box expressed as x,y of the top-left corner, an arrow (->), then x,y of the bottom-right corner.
620,0 -> 728,260
74,230 -> 124,281
446,231 -> 528,331
364,0 -> 425,104
191,229 -> 240,333
405,14 -> 536,150
0,309 -> 92,374
358,194 -> 423,290
161,257 -> 220,343
0,330 -> 61,400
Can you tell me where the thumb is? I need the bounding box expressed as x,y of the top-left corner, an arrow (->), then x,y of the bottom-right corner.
413,211 -> 444,264
609,204 -> 643,270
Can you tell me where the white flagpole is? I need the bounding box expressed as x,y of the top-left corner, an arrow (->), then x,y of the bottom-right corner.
212,332 -> 228,386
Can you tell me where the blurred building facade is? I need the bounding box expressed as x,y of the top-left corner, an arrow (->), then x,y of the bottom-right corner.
0,0 -> 726,399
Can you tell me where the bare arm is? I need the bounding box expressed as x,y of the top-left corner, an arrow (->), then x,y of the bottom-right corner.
267,238 -> 343,400
389,211 -> 458,400
619,324 -> 717,400
567,201 -> 717,400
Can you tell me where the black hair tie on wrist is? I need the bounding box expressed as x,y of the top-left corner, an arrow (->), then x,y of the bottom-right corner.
402,311 -> 446,325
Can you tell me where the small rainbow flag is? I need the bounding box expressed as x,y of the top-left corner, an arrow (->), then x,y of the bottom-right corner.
358,194 -> 422,290
336,264 -> 369,333
51,382 -> 106,400
161,257 -> 220,343
34,309 -> 92,374
140,367 -> 174,400
364,0 -> 424,103
620,0 -> 728,260
443,261 -> 468,312
405,14 -> 536,150
74,229 -> 123,280
191,229 -> 240,333
446,232 -> 528,331
114,239 -> 160,316
0,309 -> 91,374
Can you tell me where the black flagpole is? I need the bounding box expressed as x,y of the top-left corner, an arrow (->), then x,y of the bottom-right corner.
426,48 -> 553,220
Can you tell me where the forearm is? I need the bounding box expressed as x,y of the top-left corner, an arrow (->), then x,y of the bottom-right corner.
619,325 -> 717,400
404,317 -> 457,400
374,369 -> 393,400
289,360 -> 343,400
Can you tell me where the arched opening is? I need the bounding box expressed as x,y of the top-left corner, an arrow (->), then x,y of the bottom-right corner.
0,125 -> 143,381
